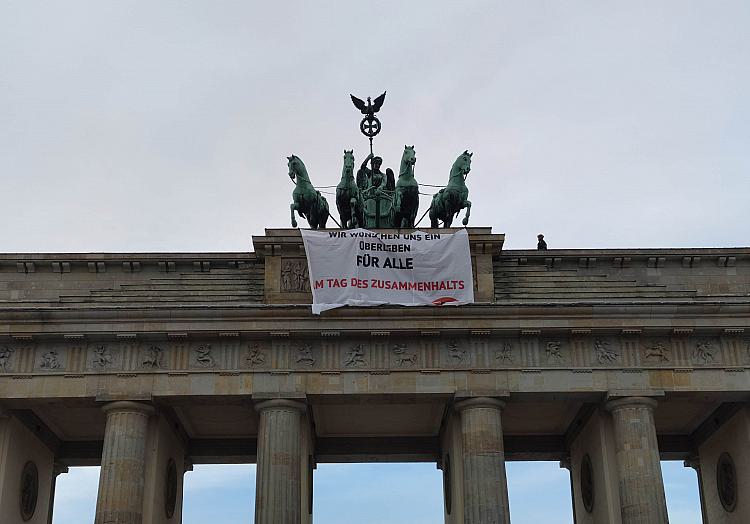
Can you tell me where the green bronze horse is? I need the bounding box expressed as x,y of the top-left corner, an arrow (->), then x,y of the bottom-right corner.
393,145 -> 419,228
335,150 -> 362,229
429,150 -> 472,228
288,155 -> 329,229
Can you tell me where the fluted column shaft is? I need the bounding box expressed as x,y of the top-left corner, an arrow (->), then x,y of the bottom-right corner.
95,401 -> 154,524
605,397 -> 669,524
456,397 -> 510,524
254,399 -> 306,524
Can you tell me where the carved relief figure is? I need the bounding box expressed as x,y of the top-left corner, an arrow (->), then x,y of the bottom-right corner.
195,345 -> 215,367
495,342 -> 513,363
594,339 -> 618,364
296,344 -> 315,366
392,344 -> 416,366
143,346 -> 164,369
693,340 -> 715,364
448,340 -> 466,362
0,347 -> 14,372
643,342 -> 671,362
281,260 -> 310,293
246,344 -> 266,366
91,345 -> 112,369
345,344 -> 367,367
40,350 -> 61,369
545,341 -> 564,362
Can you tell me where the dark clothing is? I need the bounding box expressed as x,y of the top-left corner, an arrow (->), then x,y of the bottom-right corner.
537,239 -> 548,250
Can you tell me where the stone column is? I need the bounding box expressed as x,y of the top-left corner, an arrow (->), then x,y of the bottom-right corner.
605,397 -> 668,524
95,401 -> 154,524
254,399 -> 306,524
455,397 -> 510,524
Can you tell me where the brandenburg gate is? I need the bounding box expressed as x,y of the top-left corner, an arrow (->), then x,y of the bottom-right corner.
0,227 -> 748,523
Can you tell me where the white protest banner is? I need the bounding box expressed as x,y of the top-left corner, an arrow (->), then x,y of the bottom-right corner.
300,228 -> 474,314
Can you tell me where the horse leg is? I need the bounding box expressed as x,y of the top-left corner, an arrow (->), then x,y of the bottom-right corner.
356,200 -> 364,229
308,207 -> 318,229
349,197 -> 358,228
462,200 -> 472,226
319,206 -> 329,229
408,208 -> 417,228
290,202 -> 298,228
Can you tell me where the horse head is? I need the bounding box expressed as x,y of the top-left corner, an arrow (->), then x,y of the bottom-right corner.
400,145 -> 416,171
449,150 -> 472,181
287,155 -> 308,183
342,149 -> 355,179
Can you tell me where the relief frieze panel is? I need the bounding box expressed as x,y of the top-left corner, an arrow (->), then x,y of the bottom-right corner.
0,346 -> 16,373
494,341 -> 515,364
34,345 -> 67,372
281,259 -> 310,293
0,334 -> 746,376
293,342 -> 318,368
692,339 -> 718,365
141,345 -> 165,369
193,344 -> 216,368
593,338 -> 620,366
392,343 -> 418,368
642,340 -> 672,364
343,343 -> 369,368
87,344 -> 121,371
244,343 -> 268,369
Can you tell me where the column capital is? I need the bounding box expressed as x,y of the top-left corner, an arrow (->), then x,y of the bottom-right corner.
255,398 -> 307,414
101,400 -> 155,416
605,396 -> 658,412
455,396 -> 506,412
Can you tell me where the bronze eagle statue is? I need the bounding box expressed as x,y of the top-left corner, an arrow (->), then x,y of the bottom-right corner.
350,92 -> 386,117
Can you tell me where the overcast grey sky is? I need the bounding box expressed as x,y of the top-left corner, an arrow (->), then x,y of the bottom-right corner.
1,1 -> 747,253
1,2 -> 745,522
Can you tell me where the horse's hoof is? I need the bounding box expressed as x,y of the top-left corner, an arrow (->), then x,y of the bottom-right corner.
462,218 -> 469,226
292,220 -> 298,228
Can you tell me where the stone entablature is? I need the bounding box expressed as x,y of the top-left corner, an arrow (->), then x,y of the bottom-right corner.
1,333 -> 748,377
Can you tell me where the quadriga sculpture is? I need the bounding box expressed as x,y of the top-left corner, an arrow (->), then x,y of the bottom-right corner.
335,150 -> 362,229
393,145 -> 419,228
288,155 -> 329,229
429,150 -> 472,228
